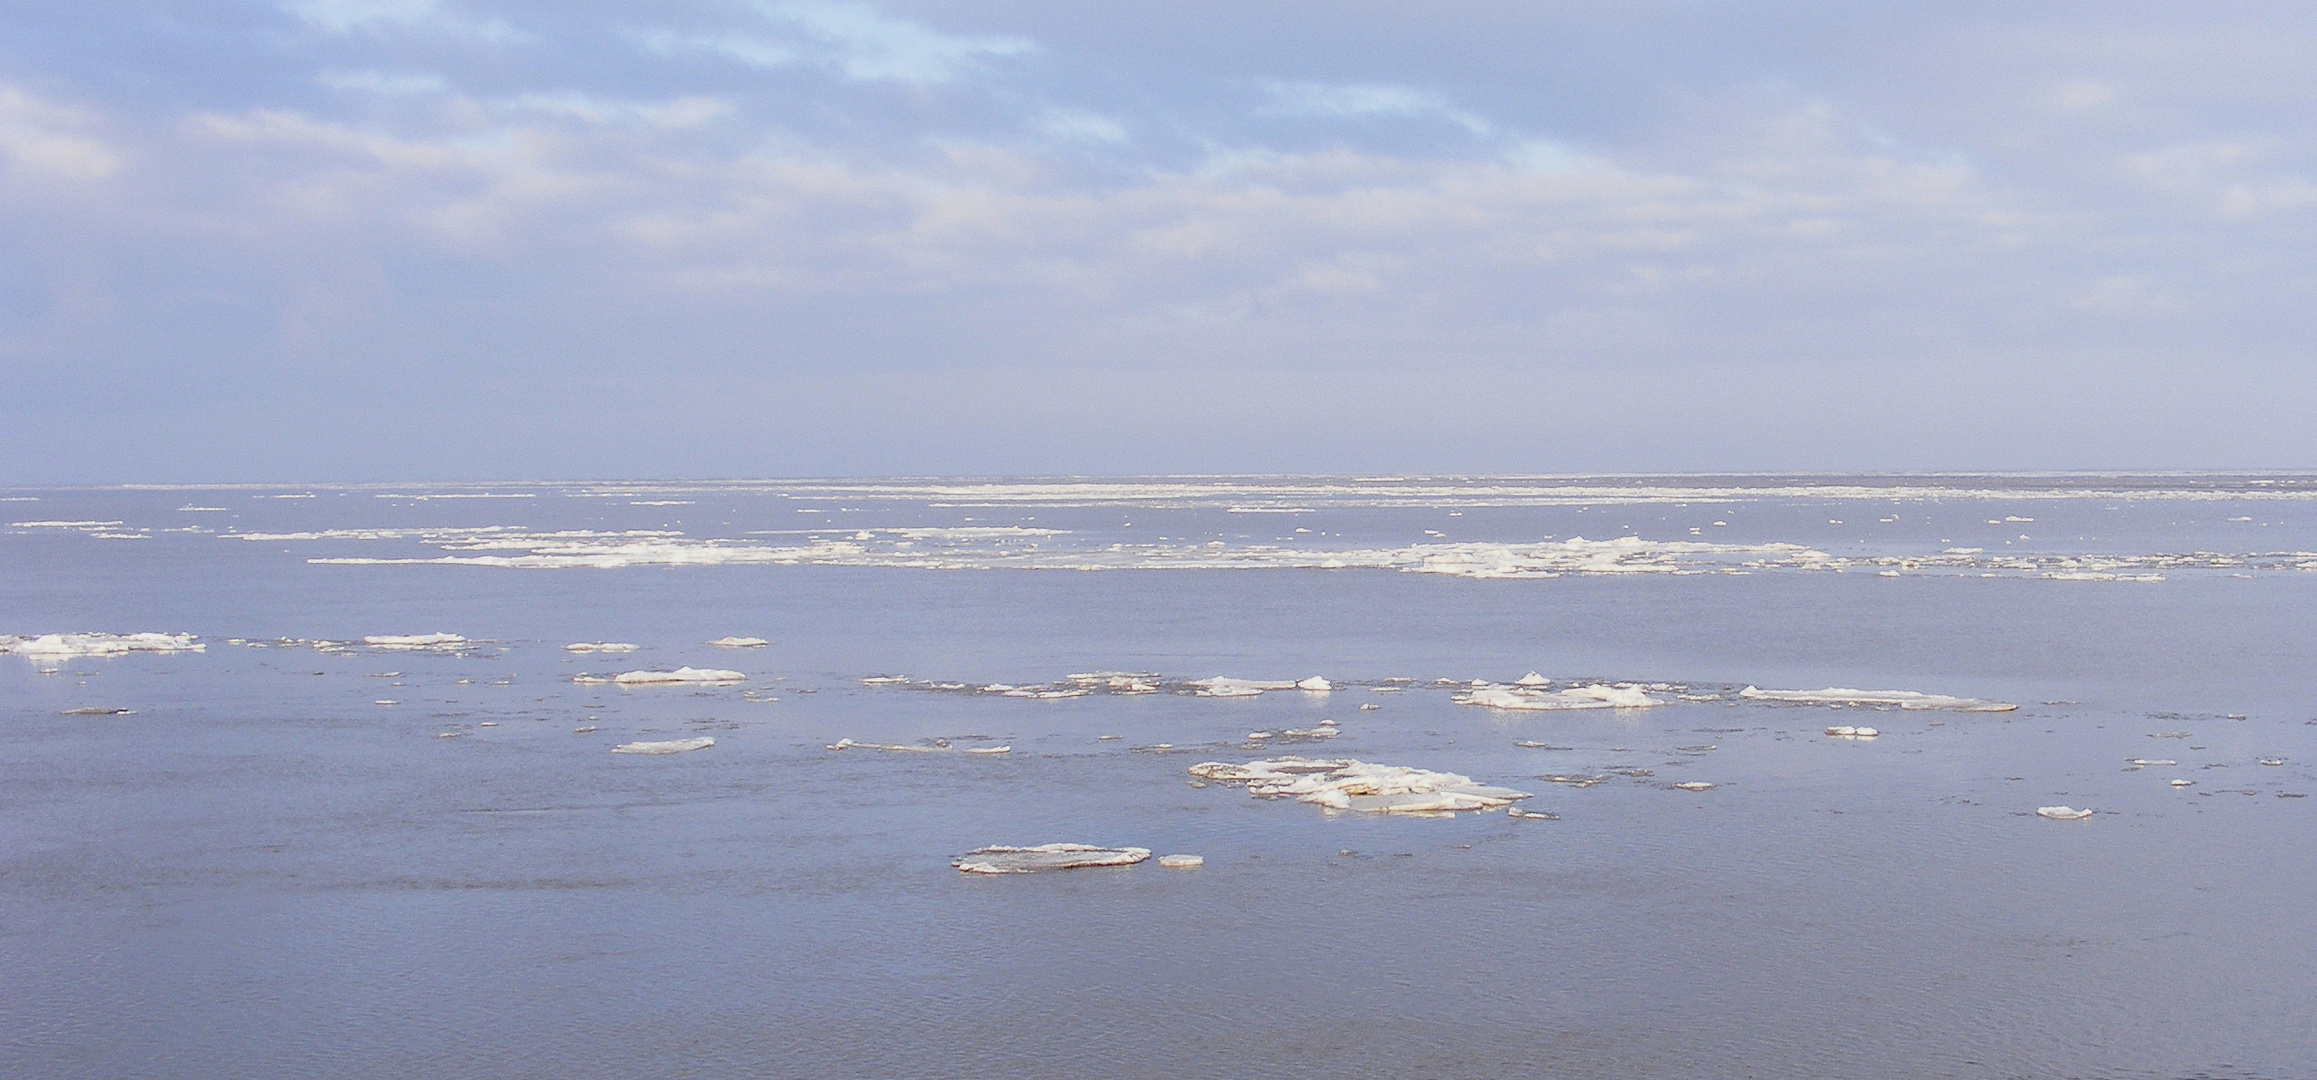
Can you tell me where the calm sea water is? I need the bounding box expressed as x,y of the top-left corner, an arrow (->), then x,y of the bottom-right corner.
4,476 -> 2314,1079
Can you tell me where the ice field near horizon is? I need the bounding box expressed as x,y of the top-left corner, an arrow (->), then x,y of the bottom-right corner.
5,476 -> 2316,1079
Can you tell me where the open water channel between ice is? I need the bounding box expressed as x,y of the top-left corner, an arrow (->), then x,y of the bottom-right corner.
4,476 -> 2316,1079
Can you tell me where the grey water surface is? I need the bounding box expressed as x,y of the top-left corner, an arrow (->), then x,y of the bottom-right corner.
3,478 -> 2314,1079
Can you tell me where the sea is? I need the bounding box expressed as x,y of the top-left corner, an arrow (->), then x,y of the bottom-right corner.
3,475 -> 2313,1079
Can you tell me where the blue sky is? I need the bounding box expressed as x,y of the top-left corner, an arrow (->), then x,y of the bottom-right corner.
3,1 -> 2314,480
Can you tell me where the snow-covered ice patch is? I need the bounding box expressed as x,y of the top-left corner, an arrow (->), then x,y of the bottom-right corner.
613,667 -> 746,685
1824,725 -> 1881,738
612,737 -> 715,755
1457,684 -> 1665,711
953,844 -> 1150,874
1188,757 -> 1530,814
364,633 -> 467,650
563,642 -> 640,653
2036,806 -> 2094,820
706,636 -> 769,648
1740,686 -> 2016,712
1,632 -> 204,657
1192,676 -> 1297,697
1157,854 -> 1204,869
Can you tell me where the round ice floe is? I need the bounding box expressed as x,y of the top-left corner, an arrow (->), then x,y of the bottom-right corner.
611,736 -> 715,755
2036,806 -> 2094,820
953,844 -> 1151,874
1157,854 -> 1204,869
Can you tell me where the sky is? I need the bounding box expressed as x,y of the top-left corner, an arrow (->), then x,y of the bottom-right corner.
2,1 -> 2314,481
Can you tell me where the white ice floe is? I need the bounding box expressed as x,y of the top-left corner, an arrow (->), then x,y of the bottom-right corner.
2260,758 -> 2285,766
1157,854 -> 1204,869
563,642 -> 640,653
1,632 -> 204,658
2171,779 -> 2195,787
706,636 -> 769,648
363,633 -> 467,650
1824,725 -> 1881,738
1515,671 -> 1550,686
2126,758 -> 2177,767
1187,756 -> 1531,814
613,666 -> 746,685
612,736 -> 715,755
2036,806 -> 2094,820
954,844 -> 1151,874
1739,686 -> 2017,712
1456,684 -> 1665,711
1672,781 -> 1715,791
1192,676 -> 1297,697
1296,676 -> 1333,691
825,738 -> 1009,754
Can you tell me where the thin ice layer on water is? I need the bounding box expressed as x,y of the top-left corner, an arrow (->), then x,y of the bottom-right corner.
0,632 -> 204,657
611,736 -> 715,755
1456,684 -> 1665,710
612,666 -> 746,685
563,642 -> 640,652
953,843 -> 1151,874
1188,756 -> 1531,814
1739,686 -> 2017,712
705,636 -> 769,647
826,738 -> 1010,754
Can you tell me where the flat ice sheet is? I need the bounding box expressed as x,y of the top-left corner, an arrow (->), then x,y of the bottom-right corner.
953,844 -> 1151,874
613,667 -> 746,685
1739,685 -> 2018,711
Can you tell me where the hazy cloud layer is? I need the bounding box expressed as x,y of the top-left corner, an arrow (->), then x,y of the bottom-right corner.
3,1 -> 2314,480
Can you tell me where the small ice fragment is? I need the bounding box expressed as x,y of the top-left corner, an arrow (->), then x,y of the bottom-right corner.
860,675 -> 913,684
611,736 -> 715,755
60,707 -> 133,716
1097,734 -> 1121,741
1671,781 -> 1715,791
1192,676 -> 1295,697
961,745 -> 1011,754
1359,703 -> 1381,711
563,642 -> 640,653
2171,779 -> 2194,787
1296,676 -> 1332,691
1515,671 -> 1550,686
374,699 -> 398,705
1508,808 -> 1559,820
1458,684 -> 1664,711
1316,718 -> 1338,727
2126,758 -> 2176,766
2259,758 -> 2285,766
1157,854 -> 1204,869
434,731 -> 460,738
477,721 -> 497,727
953,844 -> 1151,874
573,725 -> 596,733
2036,806 -> 2094,820
706,636 -> 769,648
613,667 -> 746,685
1247,731 -> 1274,740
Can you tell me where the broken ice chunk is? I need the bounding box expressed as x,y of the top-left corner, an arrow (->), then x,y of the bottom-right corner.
1187,757 -> 1530,814
612,667 -> 746,685
1192,676 -> 1296,697
1458,684 -> 1664,711
706,636 -> 769,648
1824,725 -> 1880,738
1297,676 -> 1333,691
2170,779 -> 2195,787
1157,854 -> 1204,869
2035,806 -> 2094,820
1671,781 -> 1715,791
2,632 -> 205,657
611,736 -> 715,755
953,844 -> 1151,874
363,633 -> 466,650
563,642 -> 640,653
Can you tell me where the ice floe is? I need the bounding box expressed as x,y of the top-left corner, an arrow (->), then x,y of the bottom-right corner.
1739,686 -> 2017,712
563,642 -> 640,653
1824,725 -> 1881,738
1296,676 -> 1333,691
1671,781 -> 1716,791
2171,779 -> 2195,788
2036,806 -> 2094,820
954,844 -> 1150,874
1156,854 -> 1204,869
1187,757 -> 1531,814
363,633 -> 467,650
706,636 -> 769,648
1456,684 -> 1665,710
611,737 -> 715,755
825,738 -> 1010,754
612,667 -> 746,685
1515,671 -> 1550,686
1192,676 -> 1298,697
60,707 -> 134,716
1,632 -> 204,657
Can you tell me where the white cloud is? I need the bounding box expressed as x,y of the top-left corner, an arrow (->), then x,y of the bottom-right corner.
319,71 -> 451,95
1032,107 -> 1127,145
1259,80 -> 1493,136
649,3 -> 1033,84
0,86 -> 123,182
282,0 -> 520,42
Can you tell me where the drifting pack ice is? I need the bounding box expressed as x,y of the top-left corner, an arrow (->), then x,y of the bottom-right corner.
1188,756 -> 1532,814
